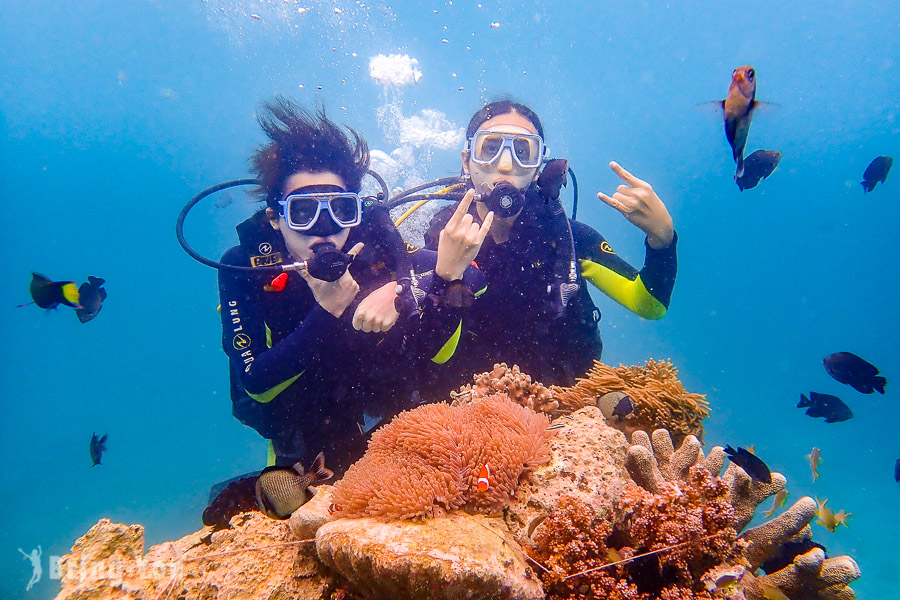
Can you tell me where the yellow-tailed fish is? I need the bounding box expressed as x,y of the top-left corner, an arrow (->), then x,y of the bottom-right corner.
815,497 -> 852,532
763,489 -> 789,518
759,582 -> 790,600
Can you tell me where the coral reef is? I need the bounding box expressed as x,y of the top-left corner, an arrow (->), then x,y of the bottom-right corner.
330,392 -> 553,519
452,362 -> 558,413
54,514 -> 338,600
550,359 -> 710,441
530,466 -> 740,600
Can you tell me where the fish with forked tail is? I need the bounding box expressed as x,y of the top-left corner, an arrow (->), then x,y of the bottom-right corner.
823,351 -> 886,394
25,273 -> 81,310
724,445 -> 772,483
90,433 -> 108,466
861,156 -> 892,192
721,66 -> 759,178
256,452 -> 334,519
798,392 -> 853,423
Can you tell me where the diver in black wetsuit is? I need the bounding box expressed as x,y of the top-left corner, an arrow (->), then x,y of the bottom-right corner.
219,98 -> 489,476
424,100 -> 677,387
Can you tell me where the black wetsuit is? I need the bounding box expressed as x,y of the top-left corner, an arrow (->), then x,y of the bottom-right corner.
424,191 -> 677,387
219,211 -> 483,476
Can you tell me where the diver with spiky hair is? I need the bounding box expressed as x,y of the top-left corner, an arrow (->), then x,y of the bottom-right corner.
423,100 -> 677,387
218,97 -> 488,478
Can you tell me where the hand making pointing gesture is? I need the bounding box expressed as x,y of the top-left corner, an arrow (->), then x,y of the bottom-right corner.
597,161 -> 674,249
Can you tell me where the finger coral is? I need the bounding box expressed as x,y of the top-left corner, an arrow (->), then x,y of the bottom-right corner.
530,465 -> 740,600
330,393 -> 552,520
550,359 -> 710,441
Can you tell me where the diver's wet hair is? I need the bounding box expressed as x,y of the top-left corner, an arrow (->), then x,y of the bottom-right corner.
252,96 -> 370,208
465,100 -> 544,139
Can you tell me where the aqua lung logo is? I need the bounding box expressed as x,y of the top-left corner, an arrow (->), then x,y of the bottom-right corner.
227,300 -> 255,372
232,333 -> 251,350
258,242 -> 273,255
499,194 -> 514,209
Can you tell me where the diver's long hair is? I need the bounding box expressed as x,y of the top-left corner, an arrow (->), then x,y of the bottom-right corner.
465,99 -> 544,139
252,96 -> 370,208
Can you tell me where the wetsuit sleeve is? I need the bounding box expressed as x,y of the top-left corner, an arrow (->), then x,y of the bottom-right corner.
218,246 -> 342,402
572,220 -> 677,319
408,248 -> 486,364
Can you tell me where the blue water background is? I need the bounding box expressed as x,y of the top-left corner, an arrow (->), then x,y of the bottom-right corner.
1,1 -> 898,597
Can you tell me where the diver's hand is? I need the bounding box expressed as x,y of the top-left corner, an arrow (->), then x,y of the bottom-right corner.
299,243 -> 364,318
352,280 -> 400,333
597,161 -> 674,249
436,189 -> 493,281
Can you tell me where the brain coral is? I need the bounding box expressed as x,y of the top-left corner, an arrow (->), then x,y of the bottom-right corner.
331,393 -> 553,520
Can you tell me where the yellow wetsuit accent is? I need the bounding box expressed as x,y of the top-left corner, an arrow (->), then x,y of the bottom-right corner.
431,320 -> 463,364
579,259 -> 667,320
248,372 -> 303,403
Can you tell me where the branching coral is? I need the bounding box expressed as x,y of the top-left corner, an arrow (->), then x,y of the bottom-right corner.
530,465 -> 739,600
452,363 -> 558,413
330,393 -> 552,520
550,359 -> 710,441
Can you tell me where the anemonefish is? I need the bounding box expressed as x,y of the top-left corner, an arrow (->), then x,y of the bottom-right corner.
328,503 -> 342,515
477,464 -> 492,493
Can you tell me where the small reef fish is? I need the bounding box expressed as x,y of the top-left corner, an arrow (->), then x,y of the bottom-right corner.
75,276 -> 108,323
701,564 -> 746,592
763,489 -> 789,518
894,458 -> 899,483
476,464 -> 492,493
721,66 -> 758,178
761,538 -> 827,574
735,149 -> 781,191
202,475 -> 259,530
26,272 -> 81,310
758,582 -> 790,600
724,445 -> 772,483
611,394 -> 635,423
815,497 -> 851,532
861,155 -> 892,192
823,351 -> 886,395
255,452 -> 333,520
807,447 -> 821,483
89,433 -> 108,466
798,392 -> 853,423
328,503 -> 342,516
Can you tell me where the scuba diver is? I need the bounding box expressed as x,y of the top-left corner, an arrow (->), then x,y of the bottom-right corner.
181,97 -> 488,487
417,100 -> 678,387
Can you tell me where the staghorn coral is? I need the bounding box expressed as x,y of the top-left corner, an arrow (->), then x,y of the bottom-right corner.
330,393 -> 552,520
530,465 -> 740,600
550,359 -> 710,441
452,363 -> 558,413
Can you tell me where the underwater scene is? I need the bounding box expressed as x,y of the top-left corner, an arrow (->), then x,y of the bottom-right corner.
1,1 -> 898,598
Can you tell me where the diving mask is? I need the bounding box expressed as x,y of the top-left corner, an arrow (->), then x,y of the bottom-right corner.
468,130 -> 545,169
279,188 -> 362,233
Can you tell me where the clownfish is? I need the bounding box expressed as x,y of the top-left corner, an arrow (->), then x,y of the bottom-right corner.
476,464 -> 492,493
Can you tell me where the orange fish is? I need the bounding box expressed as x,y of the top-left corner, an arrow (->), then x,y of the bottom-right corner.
328,503 -> 342,515
721,66 -> 758,178
476,464 -> 492,493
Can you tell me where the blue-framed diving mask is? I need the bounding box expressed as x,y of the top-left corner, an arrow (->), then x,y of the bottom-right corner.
278,186 -> 363,236
467,130 -> 546,169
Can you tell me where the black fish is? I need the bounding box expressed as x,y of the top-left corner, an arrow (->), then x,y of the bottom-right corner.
74,276 -> 107,323
90,433 -> 108,466
203,475 -> 259,530
27,272 -> 80,310
724,445 -> 772,483
895,458 -> 899,483
798,392 -> 853,423
861,156 -> 892,192
734,150 -> 781,191
761,538 -> 827,574
612,394 -> 635,423
823,352 -> 886,394
256,452 -> 334,519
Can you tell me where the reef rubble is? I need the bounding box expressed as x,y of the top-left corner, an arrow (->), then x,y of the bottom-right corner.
53,367 -> 860,600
